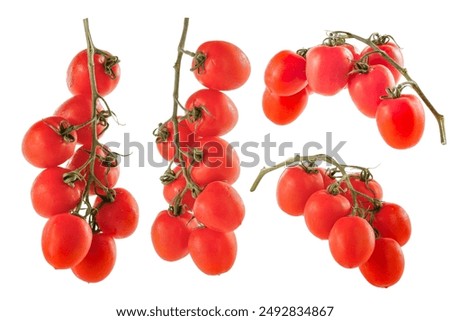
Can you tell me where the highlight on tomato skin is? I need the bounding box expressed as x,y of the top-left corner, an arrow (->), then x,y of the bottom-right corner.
262,87 -> 309,125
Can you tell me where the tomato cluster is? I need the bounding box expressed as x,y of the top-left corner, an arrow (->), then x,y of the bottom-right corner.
263,32 -> 428,149
152,29 -> 250,275
256,155 -> 410,288
22,27 -> 138,283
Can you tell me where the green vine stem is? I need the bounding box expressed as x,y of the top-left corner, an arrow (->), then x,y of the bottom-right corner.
250,154 -> 382,218
329,30 -> 446,146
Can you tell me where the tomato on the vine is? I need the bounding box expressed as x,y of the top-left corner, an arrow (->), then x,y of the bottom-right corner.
31,167 -> 84,218
376,94 -> 425,149
67,49 -> 120,96
188,227 -> 237,275
359,237 -> 404,288
191,41 -> 251,91
41,213 -> 92,269
72,233 -> 116,283
328,216 -> 375,268
305,45 -> 353,96
156,118 -> 195,162
262,87 -> 308,125
372,202 -> 411,246
185,89 -> 238,137
264,50 -> 307,96
162,166 -> 196,210
276,166 -> 324,216
22,116 -> 77,168
348,64 -> 395,118
360,42 -> 404,83
341,175 -> 383,210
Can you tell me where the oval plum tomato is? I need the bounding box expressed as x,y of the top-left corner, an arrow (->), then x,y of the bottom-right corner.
190,136 -> 240,186
264,50 -> 307,96
341,175 -> 383,211
262,87 -> 309,125
305,45 -> 353,96
151,210 -> 192,261
376,94 -> 425,149
359,237 -> 404,288
22,116 -> 77,168
163,166 -> 196,210
67,145 -> 120,195
192,41 -> 251,90
156,118 -> 195,162
31,167 -> 84,218
193,181 -> 245,233
41,213 -> 92,269
360,42 -> 404,83
185,89 -> 238,137
328,216 -> 375,268
67,49 -> 120,96
188,227 -> 237,275
72,233 -> 116,283
372,202 -> 411,246
348,64 -> 395,118
304,190 -> 351,240
276,165 -> 324,216
54,95 -> 106,147
94,188 -> 139,239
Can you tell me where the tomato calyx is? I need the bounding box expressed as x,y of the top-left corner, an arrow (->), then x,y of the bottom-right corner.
43,118 -> 77,144
190,51 -> 207,74
95,49 -> 120,80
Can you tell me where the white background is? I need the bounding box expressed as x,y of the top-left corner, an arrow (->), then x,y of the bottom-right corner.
1,1 -> 449,320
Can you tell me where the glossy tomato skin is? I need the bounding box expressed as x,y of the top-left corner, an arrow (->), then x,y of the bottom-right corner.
31,167 -> 84,218
304,190 -> 352,240
188,227 -> 237,275
41,213 -> 93,269
306,45 -> 353,96
190,136 -> 240,186
376,94 -> 425,149
276,166 -> 324,216
264,50 -> 307,96
72,233 -> 116,283
360,42 -> 404,83
372,202 -> 411,246
262,87 -> 308,125
328,216 -> 375,268
22,116 -> 77,168
163,166 -> 196,210
151,210 -> 192,262
94,188 -> 139,239
193,181 -> 245,233
54,95 -> 106,147
67,49 -> 120,96
348,64 -> 395,118
359,237 -> 404,288
185,89 -> 238,137
156,118 -> 195,162
192,41 -> 250,90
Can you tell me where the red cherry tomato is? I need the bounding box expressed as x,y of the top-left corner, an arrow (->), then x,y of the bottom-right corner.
359,237 -> 404,288
54,95 -> 106,147
341,43 -> 360,61
192,41 -> 251,90
163,166 -> 196,210
193,181 -> 245,233
185,89 -> 238,137
372,202 -> 411,246
94,188 -> 139,239
41,213 -> 92,269
276,165 -> 324,216
318,167 -> 337,188
190,136 -> 240,186
151,210 -> 192,262
304,190 -> 352,240
31,167 -> 84,218
22,116 -> 77,168
264,50 -> 307,96
156,118 -> 195,162
376,94 -> 425,149
72,233 -> 116,283
341,175 -> 383,211
348,64 -> 395,118
262,87 -> 309,125
328,216 -> 375,268
305,45 -> 353,96
67,49 -> 120,96
360,42 -> 404,83
188,227 -> 237,275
